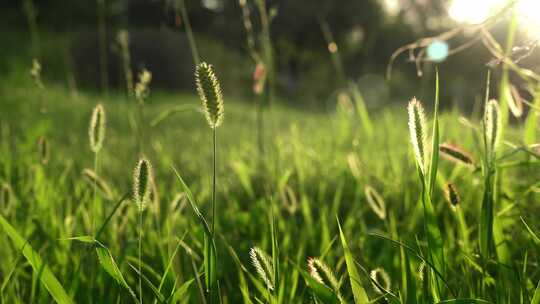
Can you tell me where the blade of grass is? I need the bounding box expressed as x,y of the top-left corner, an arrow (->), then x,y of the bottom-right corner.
336,217 -> 369,304
0,214 -> 74,304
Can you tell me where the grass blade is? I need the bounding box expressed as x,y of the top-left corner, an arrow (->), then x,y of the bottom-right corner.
95,243 -> 139,303
337,217 -> 369,304
0,214 -> 74,304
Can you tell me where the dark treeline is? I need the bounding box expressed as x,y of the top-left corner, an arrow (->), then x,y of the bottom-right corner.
2,0 -> 537,109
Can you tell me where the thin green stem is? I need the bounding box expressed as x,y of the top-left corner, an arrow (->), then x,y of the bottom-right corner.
179,0 -> 200,66
211,128 -> 216,235
93,151 -> 98,236
138,209 -> 143,304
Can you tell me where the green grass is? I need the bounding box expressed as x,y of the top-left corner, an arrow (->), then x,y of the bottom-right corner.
0,73 -> 539,304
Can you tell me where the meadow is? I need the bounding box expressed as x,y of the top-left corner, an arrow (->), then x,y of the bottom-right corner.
1,2 -> 540,303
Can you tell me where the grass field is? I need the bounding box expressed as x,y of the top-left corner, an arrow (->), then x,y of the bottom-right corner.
0,64 -> 539,304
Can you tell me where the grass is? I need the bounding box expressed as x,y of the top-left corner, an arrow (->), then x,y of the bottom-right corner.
0,66 -> 539,304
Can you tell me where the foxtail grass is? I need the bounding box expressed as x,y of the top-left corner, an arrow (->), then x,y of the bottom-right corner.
364,186 -> 386,220
307,257 -> 343,302
249,247 -> 275,291
89,103 -> 106,235
479,97 -> 501,259
370,267 -> 391,294
406,70 -> 444,301
439,143 -> 474,167
133,157 -> 153,303
195,61 -> 224,303
134,68 -> 152,154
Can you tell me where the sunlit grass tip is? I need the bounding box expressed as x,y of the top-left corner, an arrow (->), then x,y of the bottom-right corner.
444,183 -> 460,210
195,62 -> 224,128
407,97 -> 427,174
484,99 -> 501,158
307,257 -> 341,295
89,103 -> 106,153
364,186 -> 386,220
82,168 -> 113,201
135,68 -> 152,102
249,246 -> 274,290
439,143 -> 474,167
370,267 -> 391,294
37,136 -> 49,165
133,157 -> 153,212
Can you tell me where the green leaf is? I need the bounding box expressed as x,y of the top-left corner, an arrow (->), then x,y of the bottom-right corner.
0,214 -> 74,304
424,69 -> 445,300
168,279 -> 195,304
337,218 -> 369,304
349,82 -> 373,139
400,241 -> 417,304
532,279 -> 540,304
95,244 -> 139,303
521,217 -> 540,245
128,263 -> 166,303
59,235 -> 95,243
437,299 -> 492,304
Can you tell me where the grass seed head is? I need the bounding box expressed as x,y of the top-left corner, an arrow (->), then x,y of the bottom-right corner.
484,99 -> 501,158
364,186 -> 386,220
30,58 -> 44,89
135,68 -> 152,102
37,136 -> 49,165
407,97 -> 427,175
439,143 -> 474,167
307,257 -> 341,295
89,103 -> 106,153
249,247 -> 274,290
196,62 -> 224,129
133,157 -> 153,212
370,267 -> 391,294
1,183 -> 11,207
445,183 -> 460,210
252,62 -> 267,95
82,168 -> 113,201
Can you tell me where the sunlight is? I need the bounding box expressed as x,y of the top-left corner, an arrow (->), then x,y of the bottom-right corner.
449,0 -> 540,39
448,0 -> 506,24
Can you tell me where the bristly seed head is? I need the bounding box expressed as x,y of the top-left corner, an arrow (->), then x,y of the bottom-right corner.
364,186 -> 386,220
439,143 -> 474,167
195,62 -> 224,129
1,183 -> 11,206
407,97 -> 427,175
307,257 -> 342,298
82,168 -> 113,201
37,136 -> 49,165
135,68 -> 152,102
133,158 -> 153,212
370,267 -> 391,294
445,183 -> 460,209
89,104 -> 106,153
249,247 -> 274,290
484,99 -> 501,159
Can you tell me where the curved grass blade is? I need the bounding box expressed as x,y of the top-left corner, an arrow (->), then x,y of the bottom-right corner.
95,243 -> 139,303
337,217 -> 369,304
128,263 -> 166,303
168,278 -> 195,304
520,217 -> 540,246
0,214 -> 74,304
437,299 -> 492,304
532,279 -> 540,304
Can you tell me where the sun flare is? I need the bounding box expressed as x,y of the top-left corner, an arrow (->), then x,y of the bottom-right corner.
449,0 -> 540,38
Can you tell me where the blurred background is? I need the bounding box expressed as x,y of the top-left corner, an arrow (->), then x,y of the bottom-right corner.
2,0 -> 540,111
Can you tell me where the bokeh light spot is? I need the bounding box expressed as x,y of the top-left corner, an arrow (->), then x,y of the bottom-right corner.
427,40 -> 449,62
